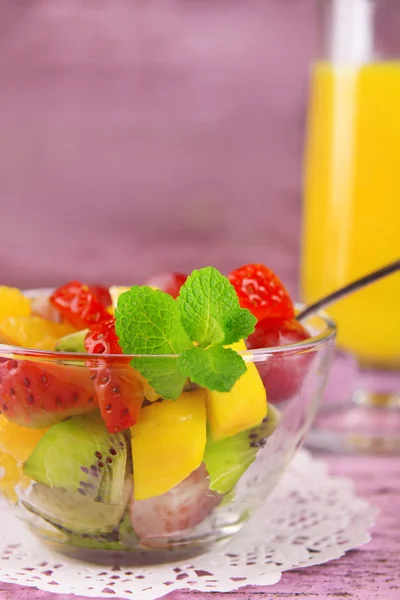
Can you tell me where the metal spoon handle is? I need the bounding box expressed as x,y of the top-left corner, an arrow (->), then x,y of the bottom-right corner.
296,259 -> 400,322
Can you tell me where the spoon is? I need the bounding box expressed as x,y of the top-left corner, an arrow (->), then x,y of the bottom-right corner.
296,259 -> 400,322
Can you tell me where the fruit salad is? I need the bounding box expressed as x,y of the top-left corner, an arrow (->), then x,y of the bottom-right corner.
0,266 -> 334,563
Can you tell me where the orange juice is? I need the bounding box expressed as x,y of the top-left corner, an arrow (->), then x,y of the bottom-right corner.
302,62 -> 400,366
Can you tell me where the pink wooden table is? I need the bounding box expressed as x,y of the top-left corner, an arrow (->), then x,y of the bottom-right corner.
0,453 -> 399,600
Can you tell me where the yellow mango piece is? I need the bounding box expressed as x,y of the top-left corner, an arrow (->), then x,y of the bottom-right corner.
0,316 -> 76,350
131,389 -> 207,500
0,415 -> 47,463
206,340 -> 267,440
0,286 -> 31,322
0,452 -> 22,503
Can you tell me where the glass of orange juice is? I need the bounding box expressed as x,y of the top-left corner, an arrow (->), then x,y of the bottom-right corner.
302,0 -> 400,454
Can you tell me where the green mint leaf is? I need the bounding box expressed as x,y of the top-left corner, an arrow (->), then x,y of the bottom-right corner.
222,307 -> 256,346
178,266 -> 255,346
132,356 -> 187,401
115,268 -> 256,398
178,267 -> 235,346
177,345 -> 247,393
115,287 -> 192,399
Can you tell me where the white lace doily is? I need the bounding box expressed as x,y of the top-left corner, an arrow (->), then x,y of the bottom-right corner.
0,450 -> 377,599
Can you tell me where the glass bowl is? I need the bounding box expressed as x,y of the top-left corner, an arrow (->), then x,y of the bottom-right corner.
0,291 -> 336,565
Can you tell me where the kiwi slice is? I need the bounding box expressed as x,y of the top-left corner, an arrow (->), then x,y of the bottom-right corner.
55,329 -> 88,353
24,413 -> 128,505
22,480 -> 132,535
203,405 -> 281,494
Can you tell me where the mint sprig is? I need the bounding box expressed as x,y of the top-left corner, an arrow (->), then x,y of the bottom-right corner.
115,287 -> 192,399
177,346 -> 247,393
178,267 -> 256,347
115,267 -> 256,399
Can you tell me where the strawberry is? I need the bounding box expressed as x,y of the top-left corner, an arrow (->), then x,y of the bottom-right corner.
50,281 -> 110,329
88,285 -> 112,308
144,272 -> 187,299
84,319 -> 144,433
130,464 -> 220,548
246,318 -> 313,403
229,263 -> 295,321
89,362 -> 144,434
84,318 -> 121,355
0,360 -> 97,428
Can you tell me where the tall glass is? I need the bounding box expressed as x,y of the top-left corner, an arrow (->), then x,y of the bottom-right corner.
302,0 -> 400,454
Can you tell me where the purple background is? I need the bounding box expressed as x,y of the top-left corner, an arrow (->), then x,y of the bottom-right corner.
0,0 -> 319,293
0,1 -> 399,291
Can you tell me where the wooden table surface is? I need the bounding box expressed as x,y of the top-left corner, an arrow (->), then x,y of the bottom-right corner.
1,452 -> 399,600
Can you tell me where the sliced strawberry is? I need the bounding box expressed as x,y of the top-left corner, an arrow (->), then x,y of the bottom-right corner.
130,464 -> 221,548
0,360 -> 97,428
88,285 -> 112,308
229,263 -> 294,321
144,272 -> 187,299
85,319 -> 144,433
50,281 -> 110,329
246,318 -> 313,403
90,362 -> 144,434
84,318 -> 121,355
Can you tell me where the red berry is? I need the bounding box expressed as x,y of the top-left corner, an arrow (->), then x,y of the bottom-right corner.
229,264 -> 294,321
0,360 -> 97,428
84,318 -> 122,355
88,285 -> 112,307
247,317 -> 309,349
50,281 -> 110,329
90,362 -> 144,434
130,464 -> 220,548
85,319 -> 143,433
246,318 -> 312,403
144,272 -> 187,299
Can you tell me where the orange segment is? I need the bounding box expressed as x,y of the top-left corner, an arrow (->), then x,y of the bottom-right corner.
0,453 -> 23,503
0,286 -> 31,321
0,415 -> 46,503
0,316 -> 76,350
0,415 -> 47,462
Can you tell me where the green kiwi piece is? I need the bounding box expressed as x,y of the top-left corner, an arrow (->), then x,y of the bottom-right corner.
24,413 -> 128,505
22,480 -> 132,535
55,329 -> 88,353
203,405 -> 281,494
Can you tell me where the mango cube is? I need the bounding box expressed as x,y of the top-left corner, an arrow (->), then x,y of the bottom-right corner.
131,389 -> 207,500
205,341 -> 267,440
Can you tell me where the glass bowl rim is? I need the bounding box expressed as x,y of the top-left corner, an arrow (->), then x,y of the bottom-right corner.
0,288 -> 337,360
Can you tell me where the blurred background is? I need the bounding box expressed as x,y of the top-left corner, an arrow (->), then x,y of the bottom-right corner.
0,0 -> 399,296
0,0 -> 318,294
